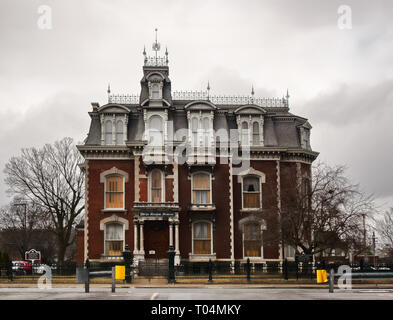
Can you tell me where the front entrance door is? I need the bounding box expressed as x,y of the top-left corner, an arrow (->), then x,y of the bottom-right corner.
143,221 -> 169,259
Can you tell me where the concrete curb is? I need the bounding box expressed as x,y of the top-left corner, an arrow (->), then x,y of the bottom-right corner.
1,283 -> 393,289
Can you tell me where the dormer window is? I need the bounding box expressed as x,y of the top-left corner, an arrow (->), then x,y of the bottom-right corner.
252,122 -> 260,145
241,122 -> 249,145
105,120 -> 112,145
191,117 -> 198,146
202,117 -> 210,147
152,83 -> 160,99
116,120 -> 123,144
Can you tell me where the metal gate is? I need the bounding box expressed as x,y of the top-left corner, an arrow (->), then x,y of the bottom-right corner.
138,259 -> 168,277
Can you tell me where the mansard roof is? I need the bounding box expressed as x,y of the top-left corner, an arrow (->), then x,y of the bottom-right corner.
84,98 -> 312,150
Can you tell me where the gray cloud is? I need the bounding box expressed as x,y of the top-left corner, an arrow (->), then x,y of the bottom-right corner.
0,0 -> 392,213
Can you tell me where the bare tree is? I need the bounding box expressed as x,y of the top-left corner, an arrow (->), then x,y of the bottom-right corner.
3,137 -> 84,262
280,162 -> 374,257
0,197 -> 50,259
376,208 -> 393,257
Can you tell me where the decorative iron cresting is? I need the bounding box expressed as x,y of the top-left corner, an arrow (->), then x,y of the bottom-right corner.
108,91 -> 288,107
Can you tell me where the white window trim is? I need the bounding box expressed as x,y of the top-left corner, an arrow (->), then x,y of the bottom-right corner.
148,169 -> 165,203
191,220 -> 213,255
190,171 -> 212,205
242,223 -> 264,259
241,175 -> 262,210
104,174 -> 125,210
104,222 -> 125,256
101,114 -> 128,146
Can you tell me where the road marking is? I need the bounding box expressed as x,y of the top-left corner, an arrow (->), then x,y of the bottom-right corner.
150,292 -> 159,300
358,290 -> 391,293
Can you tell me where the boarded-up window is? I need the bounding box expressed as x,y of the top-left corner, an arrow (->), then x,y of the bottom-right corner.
192,173 -> 211,204
243,176 -> 260,208
151,170 -> 162,203
193,222 -> 211,254
105,176 -> 124,208
244,223 -> 261,257
105,223 -> 124,256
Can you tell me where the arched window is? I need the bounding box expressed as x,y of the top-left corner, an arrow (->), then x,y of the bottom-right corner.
105,175 -> 124,209
116,120 -> 123,145
152,83 -> 160,99
202,117 -> 210,147
243,223 -> 262,257
149,115 -> 163,146
241,121 -> 249,145
105,222 -> 124,256
193,221 -> 212,254
242,175 -> 261,209
191,117 -> 198,146
150,169 -> 163,203
252,122 -> 260,145
105,120 -> 112,145
192,173 -> 211,204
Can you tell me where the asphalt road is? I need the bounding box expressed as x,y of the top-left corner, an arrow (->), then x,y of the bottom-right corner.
0,287 -> 393,300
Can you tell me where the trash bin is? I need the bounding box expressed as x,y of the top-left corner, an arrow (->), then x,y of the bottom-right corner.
317,269 -> 327,283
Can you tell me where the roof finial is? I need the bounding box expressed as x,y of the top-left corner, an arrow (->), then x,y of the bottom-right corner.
152,28 -> 161,62
286,88 -> 290,108
165,46 -> 169,64
251,85 -> 255,103
107,83 -> 111,102
207,81 -> 211,100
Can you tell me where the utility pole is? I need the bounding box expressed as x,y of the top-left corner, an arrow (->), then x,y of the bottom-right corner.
372,232 -> 376,267
362,213 -> 366,261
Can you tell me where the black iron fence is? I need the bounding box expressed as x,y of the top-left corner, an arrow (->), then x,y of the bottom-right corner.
1,260 -> 393,283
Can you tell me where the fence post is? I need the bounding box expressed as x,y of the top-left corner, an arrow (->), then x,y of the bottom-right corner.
84,258 -> 90,293
296,261 -> 299,280
112,267 -> 116,293
122,244 -> 132,284
7,260 -> 13,282
246,258 -> 251,282
283,258 -> 288,280
329,268 -> 334,293
208,259 -> 213,283
168,245 -> 175,284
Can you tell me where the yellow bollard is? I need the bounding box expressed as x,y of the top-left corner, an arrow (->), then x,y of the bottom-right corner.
115,265 -> 125,280
317,269 -> 328,283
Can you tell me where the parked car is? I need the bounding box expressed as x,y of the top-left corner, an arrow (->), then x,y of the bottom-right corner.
12,261 -> 32,275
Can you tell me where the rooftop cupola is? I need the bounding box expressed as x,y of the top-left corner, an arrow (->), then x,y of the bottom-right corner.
140,29 -> 172,107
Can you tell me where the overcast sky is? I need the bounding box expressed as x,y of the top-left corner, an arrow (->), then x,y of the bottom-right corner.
0,0 -> 392,216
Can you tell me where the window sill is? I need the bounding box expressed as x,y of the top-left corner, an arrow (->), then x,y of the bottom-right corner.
240,208 -> 262,213
189,253 -> 216,261
100,208 -> 128,214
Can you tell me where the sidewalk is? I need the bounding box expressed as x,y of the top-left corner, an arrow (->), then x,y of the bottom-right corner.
1,282 -> 393,289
